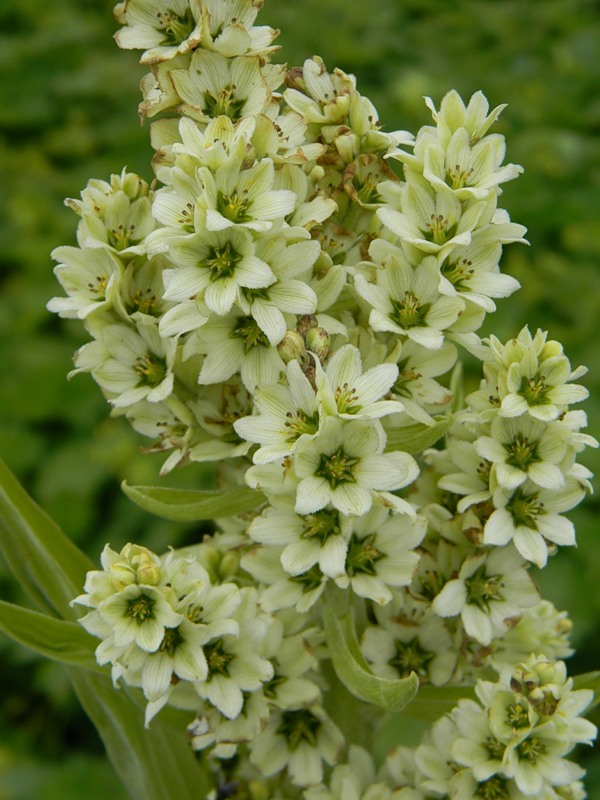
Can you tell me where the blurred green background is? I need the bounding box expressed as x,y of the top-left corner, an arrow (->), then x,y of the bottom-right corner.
0,0 -> 598,796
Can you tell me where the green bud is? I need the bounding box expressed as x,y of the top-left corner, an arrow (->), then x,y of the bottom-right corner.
296,314 -> 318,338
218,553 -> 239,580
305,326 -> 330,361
109,562 -> 137,590
277,331 -> 309,366
136,561 -> 161,586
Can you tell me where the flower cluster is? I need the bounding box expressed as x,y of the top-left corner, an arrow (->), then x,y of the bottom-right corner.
434,326 -> 596,568
51,0 -> 598,797
382,655 -> 596,799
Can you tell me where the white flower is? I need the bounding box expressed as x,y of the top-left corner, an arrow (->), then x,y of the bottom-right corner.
250,498 -> 351,580
170,51 -> 283,123
354,255 -> 464,350
198,0 -> 280,58
361,608 -> 455,684
385,338 -> 456,425
72,321 -> 177,408
96,583 -> 182,651
235,233 -> 320,344
193,588 -> 274,719
484,478 -> 585,567
188,690 -> 270,756
499,342 -> 589,422
249,705 -> 345,787
474,416 -> 567,491
437,234 -> 522,314
502,730 -> 583,796
47,246 -> 122,319
335,506 -> 426,604
68,171 -> 155,256
432,546 -> 539,646
421,126 -> 522,201
115,255 -> 170,322
491,601 -> 574,668
468,327 -> 589,423
451,698 -> 507,782
186,311 -> 287,392
423,90 -> 508,148
294,417 -> 419,517
317,344 -> 405,419
114,0 -> 203,63
162,227 -> 275,319
241,545 -> 328,614
377,181 -> 487,260
261,616 -> 322,709
437,436 -> 492,513
197,156 -> 296,233
234,359 -> 320,464
305,746 -> 392,800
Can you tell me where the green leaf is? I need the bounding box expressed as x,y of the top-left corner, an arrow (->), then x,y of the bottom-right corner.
0,457 -> 93,619
401,683 -> 475,721
573,670 -> 600,711
323,603 -> 419,712
384,415 -> 452,455
0,599 -> 103,674
122,481 -> 266,521
68,669 -> 210,800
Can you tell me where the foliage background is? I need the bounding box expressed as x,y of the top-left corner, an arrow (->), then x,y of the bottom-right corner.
0,0 -> 598,795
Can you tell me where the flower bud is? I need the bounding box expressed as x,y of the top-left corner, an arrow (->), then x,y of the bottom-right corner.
277,331 -> 309,366
528,686 -> 559,717
296,314 -> 318,338
108,562 -> 137,590
218,553 -> 239,580
305,326 -> 330,361
136,561 -> 161,586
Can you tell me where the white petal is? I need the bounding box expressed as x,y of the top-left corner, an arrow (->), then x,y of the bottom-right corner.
295,477 -> 331,514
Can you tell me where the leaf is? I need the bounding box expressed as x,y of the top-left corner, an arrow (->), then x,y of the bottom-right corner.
69,669 -> 210,800
323,604 -> 419,712
122,481 -> 266,521
573,670 -> 600,711
0,458 -> 93,619
384,415 -> 452,455
0,599 -> 103,674
401,684 -> 475,721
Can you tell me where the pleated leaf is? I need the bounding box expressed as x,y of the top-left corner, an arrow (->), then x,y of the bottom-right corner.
323,604 -> 419,712
0,458 -> 93,619
384,415 -> 452,455
69,670 -> 210,800
122,481 -> 266,521
0,599 -> 102,674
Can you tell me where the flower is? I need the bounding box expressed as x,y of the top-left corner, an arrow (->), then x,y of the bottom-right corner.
354,254 -> 464,350
377,181 -> 487,260
317,344 -> 405,419
474,416 -> 567,492
162,227 -> 276,318
249,705 -> 345,787
187,310 -> 287,392
71,320 -> 177,408
196,156 -> 297,233
484,478 -> 585,568
361,605 -> 455,684
47,246 -> 122,319
431,546 -> 539,646
114,0 -> 203,63
334,507 -> 426,604
169,51 -> 283,123
421,126 -> 523,202
247,500 -> 350,579
95,583 -> 182,651
293,417 -> 419,517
